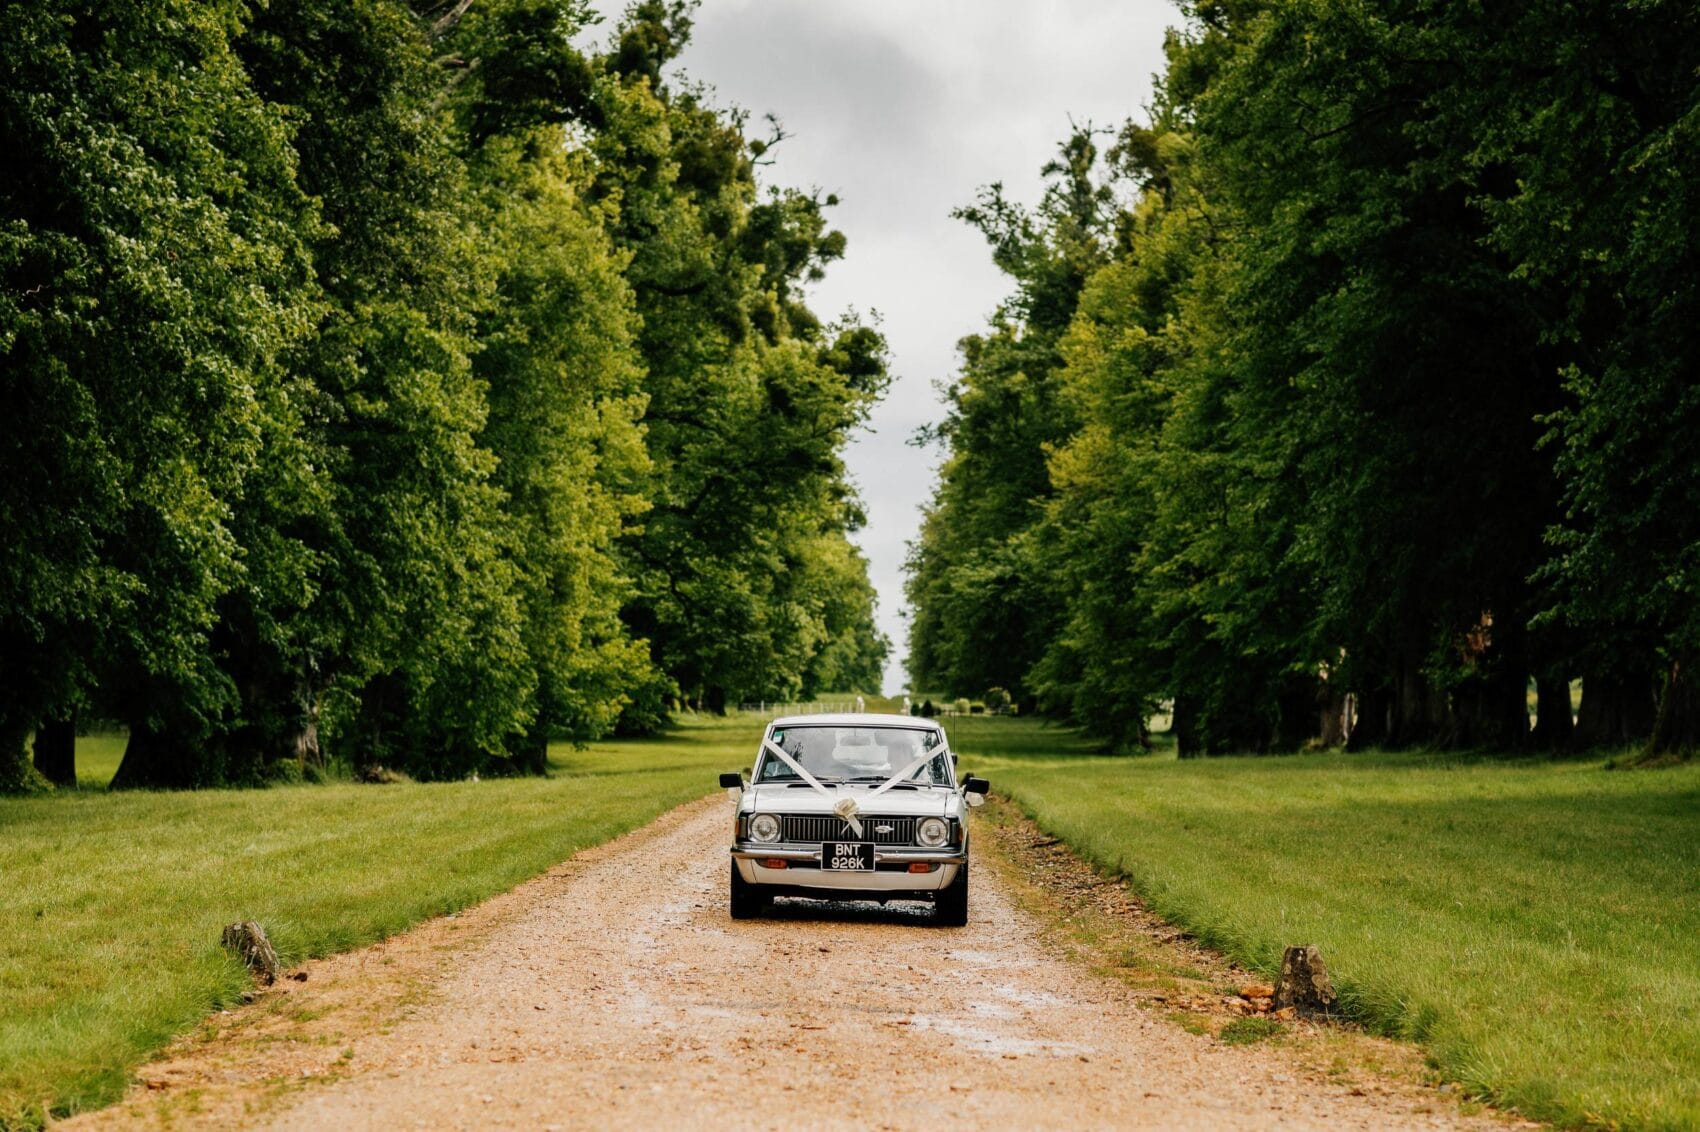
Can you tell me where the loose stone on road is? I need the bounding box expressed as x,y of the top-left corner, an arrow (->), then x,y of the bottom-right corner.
70,797 -> 1504,1130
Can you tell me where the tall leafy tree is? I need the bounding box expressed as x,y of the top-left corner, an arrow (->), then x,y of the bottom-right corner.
905,129 -> 1113,705
465,126 -> 655,764
590,2 -> 890,717
1,0 -> 317,790
168,0 -> 532,784
1458,0 -> 1700,752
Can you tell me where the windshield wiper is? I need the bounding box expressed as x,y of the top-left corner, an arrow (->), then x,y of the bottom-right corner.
843,776 -> 921,789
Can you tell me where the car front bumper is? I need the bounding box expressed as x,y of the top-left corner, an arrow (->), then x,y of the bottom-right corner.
730,845 -> 965,893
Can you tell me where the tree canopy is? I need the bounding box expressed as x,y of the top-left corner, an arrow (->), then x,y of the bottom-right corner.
1,0 -> 888,790
907,0 -> 1700,758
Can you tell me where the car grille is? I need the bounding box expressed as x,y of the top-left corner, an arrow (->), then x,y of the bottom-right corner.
779,814 -> 918,845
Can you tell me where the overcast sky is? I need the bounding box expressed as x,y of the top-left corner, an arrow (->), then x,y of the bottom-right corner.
600,1 -> 1178,693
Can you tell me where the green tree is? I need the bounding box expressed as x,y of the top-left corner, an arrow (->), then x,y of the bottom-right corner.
467,127 -> 655,765
590,4 -> 890,717
905,129 -> 1114,706
180,0 -> 531,783
1456,0 -> 1700,753
1,0 -> 317,791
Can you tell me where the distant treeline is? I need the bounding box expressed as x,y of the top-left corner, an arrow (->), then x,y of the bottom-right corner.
1,0 -> 888,791
906,1 -> 1700,756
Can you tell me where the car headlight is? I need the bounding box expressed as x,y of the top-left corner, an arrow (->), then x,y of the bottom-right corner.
917,817 -> 949,847
749,813 -> 781,843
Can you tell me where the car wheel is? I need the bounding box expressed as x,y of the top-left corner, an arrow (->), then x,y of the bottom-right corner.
934,861 -> 968,926
729,861 -> 768,920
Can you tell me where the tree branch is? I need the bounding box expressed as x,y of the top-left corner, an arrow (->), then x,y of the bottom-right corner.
430,0 -> 475,42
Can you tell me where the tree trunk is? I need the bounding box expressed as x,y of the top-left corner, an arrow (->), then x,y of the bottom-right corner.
1346,683 -> 1390,750
1530,671 -> 1573,751
1649,660 -> 1700,757
703,685 -> 728,716
1317,683 -> 1349,748
1575,668 -> 1658,747
353,672 -> 405,778
1389,658 -> 1447,747
110,724 -> 208,789
32,715 -> 77,787
1275,673 -> 1319,751
285,675 -> 323,773
513,725 -> 548,776
1172,694 -> 1201,758
1,719 -> 50,794
1448,665 -> 1530,750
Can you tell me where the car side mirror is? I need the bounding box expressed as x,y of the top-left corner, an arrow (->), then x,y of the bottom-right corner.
963,776 -> 990,795
719,772 -> 744,789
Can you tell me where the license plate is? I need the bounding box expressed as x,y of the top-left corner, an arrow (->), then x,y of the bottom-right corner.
822,842 -> 874,870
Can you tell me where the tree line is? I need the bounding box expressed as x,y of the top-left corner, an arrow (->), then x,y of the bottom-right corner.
906,0 -> 1700,757
1,0 -> 888,791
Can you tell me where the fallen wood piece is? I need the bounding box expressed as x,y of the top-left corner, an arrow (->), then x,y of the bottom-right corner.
1273,944 -> 1337,1017
221,920 -> 279,985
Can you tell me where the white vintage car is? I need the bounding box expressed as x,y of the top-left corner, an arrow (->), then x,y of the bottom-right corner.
721,713 -> 989,925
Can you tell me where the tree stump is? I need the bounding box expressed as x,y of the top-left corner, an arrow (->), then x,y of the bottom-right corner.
1273,944 -> 1337,1017
221,921 -> 280,985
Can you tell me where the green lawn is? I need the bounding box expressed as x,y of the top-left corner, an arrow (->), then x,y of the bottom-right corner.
0,715 -> 754,1127
70,733 -> 126,789
946,715 -> 1700,1130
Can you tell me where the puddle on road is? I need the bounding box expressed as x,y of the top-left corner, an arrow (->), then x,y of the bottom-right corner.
965,1000 -> 1017,1019
991,984 -> 1066,1010
945,949 -> 1038,968
906,1013 -> 1095,1058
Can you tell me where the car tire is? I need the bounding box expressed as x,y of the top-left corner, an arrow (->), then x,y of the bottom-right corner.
729,861 -> 767,920
934,861 -> 968,926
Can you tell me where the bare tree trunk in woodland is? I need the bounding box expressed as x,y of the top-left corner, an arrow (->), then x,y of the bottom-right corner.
1649,660 -> 1700,756
1275,674 -> 1319,751
1346,684 -> 1390,750
288,677 -> 323,773
1575,669 -> 1658,747
1172,694 -> 1201,758
1451,665 -> 1530,749
111,724 -> 207,789
515,725 -> 548,775
1531,671 -> 1573,750
1390,658 -> 1446,747
0,719 -> 48,793
1318,683 -> 1348,747
32,715 -> 76,786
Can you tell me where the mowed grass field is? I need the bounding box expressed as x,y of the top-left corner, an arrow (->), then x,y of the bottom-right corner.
947,715 -> 1700,1130
0,716 -> 756,1127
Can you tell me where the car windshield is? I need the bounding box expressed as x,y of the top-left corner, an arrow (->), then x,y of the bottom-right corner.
758,725 -> 949,786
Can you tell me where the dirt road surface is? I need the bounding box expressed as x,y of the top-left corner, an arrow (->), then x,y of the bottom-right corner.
72,797 -> 1502,1131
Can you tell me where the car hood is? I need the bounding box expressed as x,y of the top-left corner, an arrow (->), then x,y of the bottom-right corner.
744,782 -> 958,819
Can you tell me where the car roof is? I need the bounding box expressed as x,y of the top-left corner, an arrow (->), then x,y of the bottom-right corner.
767,712 -> 940,729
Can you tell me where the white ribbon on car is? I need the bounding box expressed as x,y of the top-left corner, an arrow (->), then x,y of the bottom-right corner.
760,738 -> 951,840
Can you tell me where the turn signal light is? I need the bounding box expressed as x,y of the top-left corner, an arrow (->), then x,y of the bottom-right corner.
907,862 -> 938,874
762,859 -> 789,869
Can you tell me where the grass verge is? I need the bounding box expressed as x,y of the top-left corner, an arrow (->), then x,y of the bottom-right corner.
0,715 -> 754,1127
948,715 -> 1700,1130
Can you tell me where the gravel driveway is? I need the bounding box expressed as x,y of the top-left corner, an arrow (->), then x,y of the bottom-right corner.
72,796 -> 1499,1131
